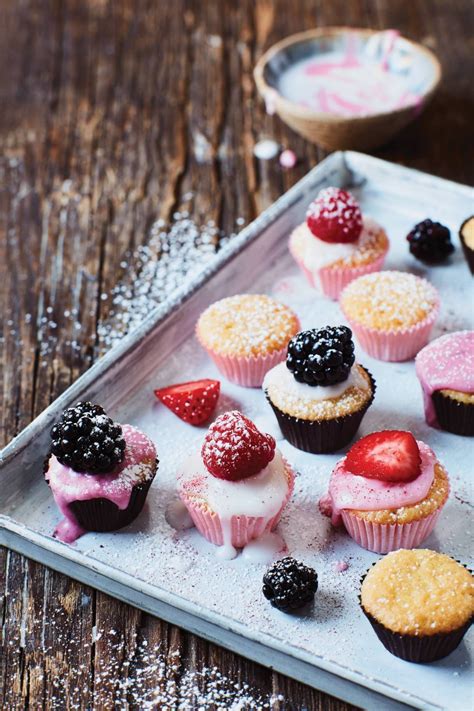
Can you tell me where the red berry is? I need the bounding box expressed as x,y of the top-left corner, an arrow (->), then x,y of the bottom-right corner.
306,187 -> 363,243
202,410 -> 276,481
154,379 -> 220,426
345,430 -> 421,483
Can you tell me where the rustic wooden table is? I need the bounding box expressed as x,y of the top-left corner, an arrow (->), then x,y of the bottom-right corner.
1,1 -> 473,708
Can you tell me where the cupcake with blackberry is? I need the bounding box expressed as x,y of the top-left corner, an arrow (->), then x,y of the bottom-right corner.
263,326 -> 375,453
178,411 -> 295,559
416,331 -> 474,436
289,187 -> 389,300
45,402 -> 158,543
459,215 -> 474,275
340,271 -> 439,361
320,430 -> 450,553
360,550 -> 473,662
196,294 -> 300,387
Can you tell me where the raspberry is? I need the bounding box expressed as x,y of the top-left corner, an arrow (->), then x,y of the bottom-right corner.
202,411 -> 275,481
306,187 -> 363,243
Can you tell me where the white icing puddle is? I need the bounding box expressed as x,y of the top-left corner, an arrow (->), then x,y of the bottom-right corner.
165,499 -> 194,530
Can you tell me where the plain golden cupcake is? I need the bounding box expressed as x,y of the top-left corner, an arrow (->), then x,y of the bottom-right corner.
360,549 -> 474,662
340,270 -> 439,361
320,430 -> 450,553
263,325 -> 375,453
289,187 -> 389,300
459,215 -> 474,275
196,294 -> 300,387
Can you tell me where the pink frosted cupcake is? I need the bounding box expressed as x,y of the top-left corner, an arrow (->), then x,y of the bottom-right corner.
320,430 -> 449,554
416,330 -> 474,436
178,411 -> 295,559
340,271 -> 439,361
45,402 -> 158,543
289,187 -> 389,300
196,294 -> 300,387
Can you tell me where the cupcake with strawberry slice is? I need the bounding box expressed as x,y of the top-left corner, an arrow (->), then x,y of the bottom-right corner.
289,187 -> 389,300
178,411 -> 295,559
320,430 -> 449,553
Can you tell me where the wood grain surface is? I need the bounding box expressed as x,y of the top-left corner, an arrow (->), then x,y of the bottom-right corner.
1,1 -> 473,708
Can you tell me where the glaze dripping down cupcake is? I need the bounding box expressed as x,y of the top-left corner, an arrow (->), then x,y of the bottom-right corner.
177,411 -> 295,559
45,402 -> 158,543
320,430 -> 449,553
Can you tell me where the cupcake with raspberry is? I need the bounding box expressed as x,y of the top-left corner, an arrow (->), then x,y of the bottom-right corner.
459,215 -> 474,275
320,430 -> 450,553
289,187 -> 389,300
360,550 -> 473,662
178,411 -> 295,559
263,326 -> 375,453
45,402 -> 158,543
416,331 -> 474,436
340,271 -> 440,361
196,294 -> 300,387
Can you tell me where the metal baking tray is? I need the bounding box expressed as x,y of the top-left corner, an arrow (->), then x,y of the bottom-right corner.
1,152 -> 473,710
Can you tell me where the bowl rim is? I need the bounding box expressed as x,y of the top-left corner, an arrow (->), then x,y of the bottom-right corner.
253,26 -> 442,125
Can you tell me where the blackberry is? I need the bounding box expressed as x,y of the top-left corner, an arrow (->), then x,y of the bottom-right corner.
286,326 -> 355,386
263,557 -> 318,612
407,219 -> 454,263
50,402 -> 126,474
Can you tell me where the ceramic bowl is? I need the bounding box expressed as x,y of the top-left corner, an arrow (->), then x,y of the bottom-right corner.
254,27 -> 441,151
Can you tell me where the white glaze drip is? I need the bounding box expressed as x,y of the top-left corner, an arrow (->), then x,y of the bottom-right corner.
263,362 -> 368,404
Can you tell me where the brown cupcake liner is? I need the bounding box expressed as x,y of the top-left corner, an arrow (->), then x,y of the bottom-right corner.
432,391 -> 474,437
68,464 -> 157,533
266,367 -> 375,454
459,215 -> 474,276
359,564 -> 473,663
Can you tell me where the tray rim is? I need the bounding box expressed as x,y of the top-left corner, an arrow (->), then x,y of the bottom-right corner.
1,151 -> 472,710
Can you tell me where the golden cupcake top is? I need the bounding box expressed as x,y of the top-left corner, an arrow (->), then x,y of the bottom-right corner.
361,549 -> 474,636
196,294 -> 299,358
460,216 -> 474,250
341,271 -> 439,331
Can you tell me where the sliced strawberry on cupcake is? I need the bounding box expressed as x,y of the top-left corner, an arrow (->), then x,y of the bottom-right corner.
178,411 -> 295,558
319,430 -> 450,554
154,379 -> 220,426
288,186 -> 389,300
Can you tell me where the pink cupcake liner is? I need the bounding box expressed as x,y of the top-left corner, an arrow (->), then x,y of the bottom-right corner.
341,507 -> 444,554
198,342 -> 291,388
342,300 -> 440,362
288,234 -> 387,301
180,461 -> 295,548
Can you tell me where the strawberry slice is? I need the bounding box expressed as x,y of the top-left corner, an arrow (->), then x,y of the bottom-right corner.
345,430 -> 421,482
154,379 -> 220,426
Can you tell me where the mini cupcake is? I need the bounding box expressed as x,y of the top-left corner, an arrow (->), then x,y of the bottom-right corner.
340,271 -> 439,361
45,402 -> 158,543
263,326 -> 375,453
416,331 -> 474,436
320,430 -> 449,554
360,549 -> 473,662
459,215 -> 474,275
196,294 -> 300,387
289,187 -> 389,300
178,411 -> 295,559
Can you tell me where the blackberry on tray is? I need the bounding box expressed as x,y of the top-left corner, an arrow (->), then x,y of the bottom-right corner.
407,219 -> 454,263
263,557 -> 318,611
50,401 -> 126,474
286,326 -> 355,386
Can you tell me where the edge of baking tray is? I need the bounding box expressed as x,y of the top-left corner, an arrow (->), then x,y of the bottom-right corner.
1,151 -> 471,710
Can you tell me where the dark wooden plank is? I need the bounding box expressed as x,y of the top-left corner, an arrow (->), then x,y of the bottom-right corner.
1,0 -> 473,708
